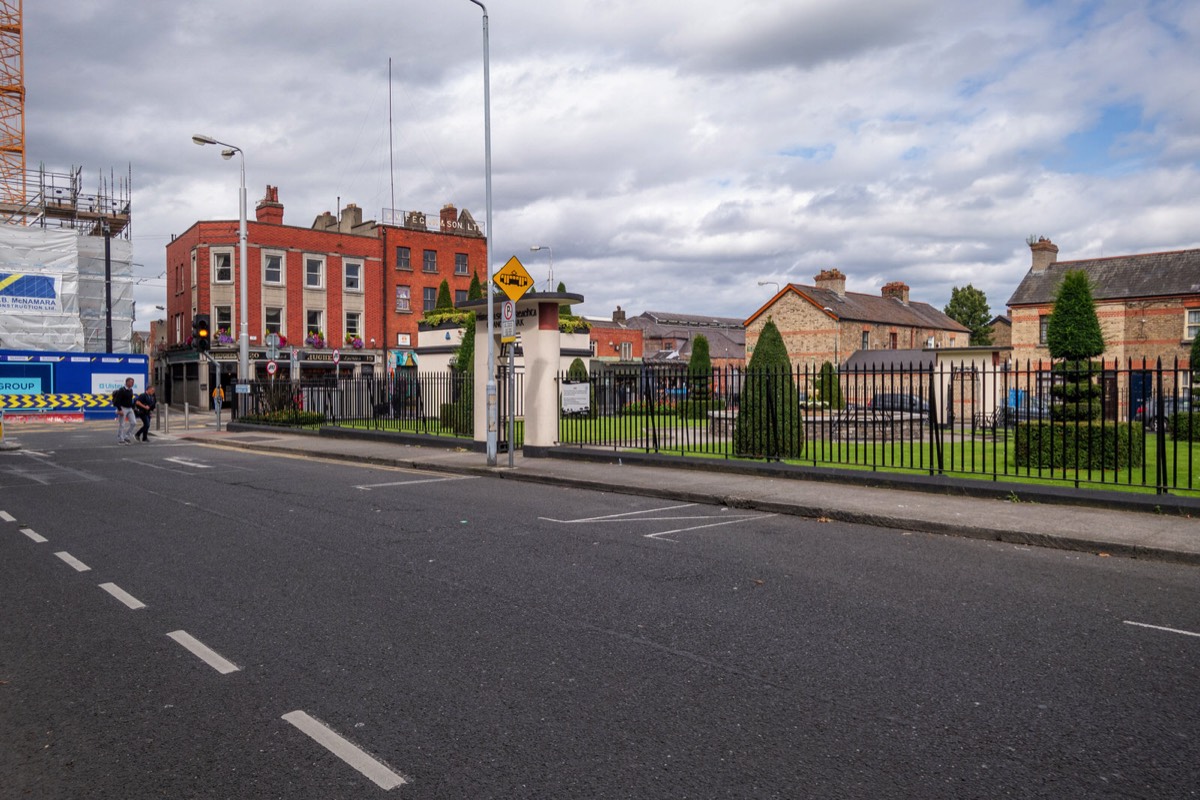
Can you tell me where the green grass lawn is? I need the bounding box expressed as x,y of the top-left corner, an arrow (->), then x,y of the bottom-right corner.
319,413 -> 1199,497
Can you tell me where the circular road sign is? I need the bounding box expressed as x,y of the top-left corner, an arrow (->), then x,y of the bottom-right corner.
332,348 -> 341,365
266,360 -> 278,376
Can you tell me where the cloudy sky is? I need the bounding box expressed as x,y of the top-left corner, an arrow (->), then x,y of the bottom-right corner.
25,0 -> 1200,327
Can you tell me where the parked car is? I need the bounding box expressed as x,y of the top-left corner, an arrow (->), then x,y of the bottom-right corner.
1135,394 -> 1192,432
1002,396 -> 1052,424
868,393 -> 929,414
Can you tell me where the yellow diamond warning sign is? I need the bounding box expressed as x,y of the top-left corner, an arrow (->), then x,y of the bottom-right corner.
493,256 -> 535,302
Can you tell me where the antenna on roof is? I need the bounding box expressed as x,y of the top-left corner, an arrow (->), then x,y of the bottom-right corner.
1025,234 -> 1039,246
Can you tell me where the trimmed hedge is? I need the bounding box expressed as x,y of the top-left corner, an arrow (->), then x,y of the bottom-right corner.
1168,412 -> 1200,441
1013,421 -> 1144,469
241,410 -> 324,427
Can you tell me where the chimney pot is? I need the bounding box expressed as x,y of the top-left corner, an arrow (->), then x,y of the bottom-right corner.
882,281 -> 910,305
1029,236 -> 1059,273
813,268 -> 847,297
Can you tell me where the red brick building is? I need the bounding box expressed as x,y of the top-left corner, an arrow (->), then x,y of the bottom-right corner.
163,186 -> 485,396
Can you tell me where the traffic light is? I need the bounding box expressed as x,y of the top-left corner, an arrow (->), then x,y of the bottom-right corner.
193,314 -> 211,352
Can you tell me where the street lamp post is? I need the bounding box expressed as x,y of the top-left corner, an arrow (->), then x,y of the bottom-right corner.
192,134 -> 249,385
530,245 -> 554,291
466,0 -> 498,466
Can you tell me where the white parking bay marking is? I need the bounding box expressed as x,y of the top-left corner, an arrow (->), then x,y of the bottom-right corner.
54,551 -> 91,571
282,711 -> 407,791
540,503 -> 699,523
20,527 -> 46,543
1124,620 -> 1200,639
0,510 -> 15,522
163,457 -> 213,469
166,630 -> 240,674
645,514 -> 778,542
355,475 -> 479,490
99,582 -> 147,610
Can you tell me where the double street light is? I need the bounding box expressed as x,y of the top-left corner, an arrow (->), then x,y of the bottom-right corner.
529,244 -> 554,291
191,134 -> 249,383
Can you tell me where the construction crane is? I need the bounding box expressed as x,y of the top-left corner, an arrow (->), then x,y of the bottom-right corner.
0,0 -> 23,208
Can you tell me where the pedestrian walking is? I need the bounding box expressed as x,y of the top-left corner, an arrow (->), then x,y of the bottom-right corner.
134,386 -> 157,442
211,384 -> 225,412
112,377 -> 137,444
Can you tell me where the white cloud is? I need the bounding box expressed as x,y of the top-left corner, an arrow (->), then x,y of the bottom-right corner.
19,0 -> 1200,329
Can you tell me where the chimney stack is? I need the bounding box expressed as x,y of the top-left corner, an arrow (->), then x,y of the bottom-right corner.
440,203 -> 458,233
882,281 -> 910,305
255,185 -> 284,225
338,203 -> 364,233
814,269 -> 846,297
612,305 -> 626,323
1029,236 -> 1059,273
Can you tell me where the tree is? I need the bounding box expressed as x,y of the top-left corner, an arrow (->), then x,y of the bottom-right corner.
449,324 -> 475,435
687,334 -> 712,400
944,285 -> 993,346
435,279 -> 453,311
1192,330 -> 1200,389
1046,270 -> 1105,421
467,271 -> 484,301
813,361 -> 845,409
734,319 -> 803,458
567,357 -> 588,382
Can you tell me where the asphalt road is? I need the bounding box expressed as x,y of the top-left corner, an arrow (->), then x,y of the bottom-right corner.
1,425 -> 1198,799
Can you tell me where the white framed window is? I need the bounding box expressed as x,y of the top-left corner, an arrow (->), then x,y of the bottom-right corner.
423,286 -> 437,312
214,306 -> 232,343
305,255 -> 325,289
1188,309 -> 1200,341
190,251 -> 197,288
455,253 -> 469,275
1039,315 -> 1050,345
263,251 -> 284,285
212,249 -> 233,284
396,246 -> 411,271
344,260 -> 362,292
345,312 -> 361,338
861,331 -> 869,350
395,286 -> 411,313
265,307 -> 283,335
423,249 -> 437,273
620,341 -> 633,360
306,310 -> 323,337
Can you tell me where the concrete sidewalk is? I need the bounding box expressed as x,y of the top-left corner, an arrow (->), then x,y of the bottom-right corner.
177,426 -> 1200,567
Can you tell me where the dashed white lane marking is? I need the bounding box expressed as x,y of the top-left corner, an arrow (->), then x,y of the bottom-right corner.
99,582 -> 147,610
163,457 -> 213,469
0,510 -> 15,522
540,503 -> 699,523
54,551 -> 91,571
20,527 -> 46,543
1124,620 -> 1200,639
282,711 -> 407,791
166,630 -> 240,674
355,475 -> 479,490
645,514 -> 778,542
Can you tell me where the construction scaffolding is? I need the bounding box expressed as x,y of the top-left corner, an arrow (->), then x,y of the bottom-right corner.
0,0 -> 24,208
0,163 -> 131,238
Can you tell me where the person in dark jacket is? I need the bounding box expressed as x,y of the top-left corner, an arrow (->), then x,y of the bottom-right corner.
133,386 -> 157,442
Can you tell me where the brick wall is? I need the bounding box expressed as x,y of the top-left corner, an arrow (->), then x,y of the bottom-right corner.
165,201 -> 487,354
1011,297 -> 1197,368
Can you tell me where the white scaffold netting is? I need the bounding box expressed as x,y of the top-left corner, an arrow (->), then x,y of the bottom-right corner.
0,227 -> 135,353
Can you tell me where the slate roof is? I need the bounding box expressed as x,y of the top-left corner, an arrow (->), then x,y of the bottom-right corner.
844,349 -> 935,371
746,285 -> 969,333
626,311 -> 745,360
1007,248 -> 1200,306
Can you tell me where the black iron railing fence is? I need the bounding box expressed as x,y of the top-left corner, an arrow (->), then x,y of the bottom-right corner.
559,359 -> 1197,496
230,359 -> 1197,496
234,369 -> 524,444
